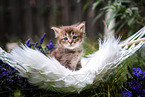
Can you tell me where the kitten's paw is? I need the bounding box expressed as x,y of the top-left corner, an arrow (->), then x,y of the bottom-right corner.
75,63 -> 82,71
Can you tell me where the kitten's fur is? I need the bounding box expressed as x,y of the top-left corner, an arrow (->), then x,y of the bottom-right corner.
49,22 -> 85,70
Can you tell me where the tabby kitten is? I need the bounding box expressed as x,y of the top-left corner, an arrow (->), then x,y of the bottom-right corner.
49,22 -> 85,70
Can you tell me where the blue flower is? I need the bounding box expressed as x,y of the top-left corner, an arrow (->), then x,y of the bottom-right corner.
25,39 -> 37,48
1,72 -> 8,78
0,62 -> 35,92
132,68 -> 142,77
35,42 -> 38,47
121,91 -> 132,97
27,43 -> 36,48
8,78 -> 14,85
46,40 -> 56,53
24,34 -> 56,54
129,79 -> 142,90
122,67 -> 145,96
6,86 -> 12,91
2,64 -> 6,67
40,33 -> 46,44
37,45 -> 42,48
25,39 -> 30,44
10,70 -> 15,75
141,89 -> 145,96
136,89 -> 145,97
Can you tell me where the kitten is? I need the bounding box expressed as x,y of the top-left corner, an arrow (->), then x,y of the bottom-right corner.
49,22 -> 85,70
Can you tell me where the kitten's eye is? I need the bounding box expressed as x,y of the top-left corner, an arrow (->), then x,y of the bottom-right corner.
64,37 -> 68,41
73,36 -> 77,39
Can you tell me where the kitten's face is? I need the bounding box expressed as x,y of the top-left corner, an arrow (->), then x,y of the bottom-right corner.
52,22 -> 85,49
59,27 -> 84,49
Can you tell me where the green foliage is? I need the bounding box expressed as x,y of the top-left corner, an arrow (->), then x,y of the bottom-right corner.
103,0 -> 144,34
83,0 -> 92,12
84,0 -> 145,37
13,90 -> 24,97
92,0 -> 103,11
83,37 -> 98,57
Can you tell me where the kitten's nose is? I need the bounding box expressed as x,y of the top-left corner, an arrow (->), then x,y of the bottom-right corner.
68,40 -> 72,44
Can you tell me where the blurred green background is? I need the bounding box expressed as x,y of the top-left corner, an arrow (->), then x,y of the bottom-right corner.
0,0 -> 145,47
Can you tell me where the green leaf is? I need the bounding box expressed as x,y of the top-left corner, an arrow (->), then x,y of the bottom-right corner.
125,8 -> 132,16
106,11 -> 117,28
93,12 -> 104,24
83,0 -> 91,12
92,0 -> 102,11
108,85 -> 110,97
127,66 -> 132,75
128,17 -> 135,26
126,73 -> 129,79
115,21 -> 126,34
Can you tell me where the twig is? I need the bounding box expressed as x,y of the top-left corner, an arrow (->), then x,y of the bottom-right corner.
119,37 -> 145,47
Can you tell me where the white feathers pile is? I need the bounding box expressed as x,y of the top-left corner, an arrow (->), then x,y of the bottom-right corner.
0,27 -> 145,93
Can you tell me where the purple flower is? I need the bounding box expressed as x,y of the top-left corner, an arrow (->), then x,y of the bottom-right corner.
137,89 -> 145,97
25,39 -> 37,48
132,68 -> 142,77
10,70 -> 15,75
142,89 -> 145,93
37,45 -> 42,48
48,40 -> 54,48
35,42 -> 38,47
1,72 -> 8,78
41,50 -> 45,54
141,89 -> 145,96
24,34 -> 56,54
6,86 -> 12,91
46,40 -> 56,53
25,39 -> 30,44
8,78 -> 14,82
40,33 -> 46,44
0,62 -> 35,92
27,43 -> 36,48
121,91 -> 132,97
129,79 -> 142,90
2,64 -> 6,67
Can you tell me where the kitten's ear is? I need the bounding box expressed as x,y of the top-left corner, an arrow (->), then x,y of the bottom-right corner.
51,27 -> 61,38
76,22 -> 86,33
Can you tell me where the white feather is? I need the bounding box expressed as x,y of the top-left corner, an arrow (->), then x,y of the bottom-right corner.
0,27 -> 145,92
